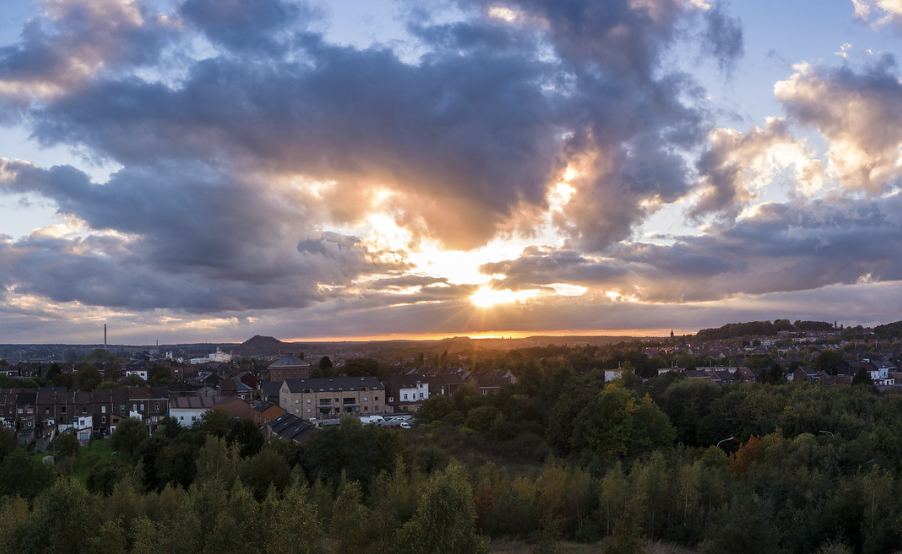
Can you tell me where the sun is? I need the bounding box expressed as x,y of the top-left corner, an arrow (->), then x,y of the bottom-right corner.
470,286 -> 539,308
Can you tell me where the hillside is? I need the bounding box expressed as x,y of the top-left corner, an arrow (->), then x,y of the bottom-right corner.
79,348 -> 127,365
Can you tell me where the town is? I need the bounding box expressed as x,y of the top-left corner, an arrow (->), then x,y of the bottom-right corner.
0,319 -> 898,449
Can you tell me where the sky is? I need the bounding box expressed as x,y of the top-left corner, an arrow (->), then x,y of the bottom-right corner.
1,0 -> 902,345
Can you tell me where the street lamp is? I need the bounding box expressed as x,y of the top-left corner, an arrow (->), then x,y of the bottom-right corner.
716,436 -> 735,449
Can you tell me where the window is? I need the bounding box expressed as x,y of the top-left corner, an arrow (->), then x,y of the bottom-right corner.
375,396 -> 379,401
61,406 -> 66,413
403,394 -> 408,400
82,406 -> 87,413
102,406 -> 106,414
364,396 -> 368,402
133,404 -> 137,411
306,399 -> 311,404
101,416 -> 106,424
306,408 -> 312,413
295,409 -> 299,414
140,404 -> 144,411
419,393 -> 424,399
375,406 -> 379,411
45,408 -> 49,414
295,399 -> 299,404
388,397 -> 393,403
155,403 -> 159,411
120,405 -> 125,412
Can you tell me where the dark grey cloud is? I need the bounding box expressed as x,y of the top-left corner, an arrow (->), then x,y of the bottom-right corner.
0,159 -> 409,312
180,0 -> 317,54
8,0 -> 740,254
480,194 -> 902,303
703,2 -> 744,74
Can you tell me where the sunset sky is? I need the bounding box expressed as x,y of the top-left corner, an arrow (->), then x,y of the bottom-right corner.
2,0 -> 902,344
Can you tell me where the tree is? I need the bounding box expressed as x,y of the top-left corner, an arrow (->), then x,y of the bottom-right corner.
852,367 -> 874,387
465,406 -> 501,433
238,448 -> 291,501
571,385 -> 675,460
0,449 -> 56,499
122,374 -> 147,387
815,349 -> 843,375
74,364 -> 103,391
319,356 -> 333,371
110,417 -> 149,460
418,395 -> 457,422
328,480 -> 371,554
54,432 -> 80,459
396,462 -> 489,554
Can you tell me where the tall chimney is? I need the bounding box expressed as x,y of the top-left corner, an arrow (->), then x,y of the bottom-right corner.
104,324 -> 107,350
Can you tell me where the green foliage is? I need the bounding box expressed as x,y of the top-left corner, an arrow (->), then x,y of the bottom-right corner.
238,448 -> 291,501
110,417 -> 149,460
0,449 -> 57,499
74,364 -> 103,391
465,406 -> 502,433
302,418 -> 399,491
571,385 -> 675,460
853,367 -> 874,387
418,395 -> 458,422
815,349 -> 844,375
148,365 -> 172,386
396,462 -> 489,554
122,374 -> 147,387
53,433 -> 80,459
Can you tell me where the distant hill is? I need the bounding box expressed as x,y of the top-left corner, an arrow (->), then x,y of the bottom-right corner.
695,320 -> 833,341
875,320 -> 902,340
242,335 -> 288,349
239,335 -> 299,357
80,348 -> 127,365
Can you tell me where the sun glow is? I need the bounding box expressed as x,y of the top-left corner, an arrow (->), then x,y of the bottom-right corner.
470,286 -> 540,308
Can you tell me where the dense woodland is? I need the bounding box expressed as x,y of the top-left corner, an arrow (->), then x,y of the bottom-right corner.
2,340 -> 902,553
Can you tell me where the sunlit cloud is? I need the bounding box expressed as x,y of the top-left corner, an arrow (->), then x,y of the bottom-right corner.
471,286 -> 540,308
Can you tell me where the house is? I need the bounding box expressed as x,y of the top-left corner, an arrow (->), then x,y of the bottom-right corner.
265,413 -> 315,444
170,396 -> 218,426
268,354 -> 311,381
793,366 -> 822,383
260,381 -> 283,404
280,376 -> 384,419
252,401 -> 286,426
427,372 -> 468,397
213,396 -> 254,421
219,379 -> 253,401
124,363 -> 149,382
473,369 -> 517,395
386,375 -> 429,413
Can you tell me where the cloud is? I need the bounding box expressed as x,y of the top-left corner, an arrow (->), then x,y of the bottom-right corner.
775,58 -> 902,194
0,159 -> 409,312
479,193 -> 902,303
851,0 -> 902,28
691,118 -> 823,220
179,0 -> 317,54
0,0 -> 176,103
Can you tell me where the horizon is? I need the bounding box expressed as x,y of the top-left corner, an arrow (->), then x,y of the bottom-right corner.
2,1 -> 902,344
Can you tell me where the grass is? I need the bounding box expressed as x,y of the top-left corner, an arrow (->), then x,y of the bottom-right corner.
71,438 -> 114,485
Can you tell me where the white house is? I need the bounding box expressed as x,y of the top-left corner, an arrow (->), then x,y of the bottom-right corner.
170,396 -> 216,426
